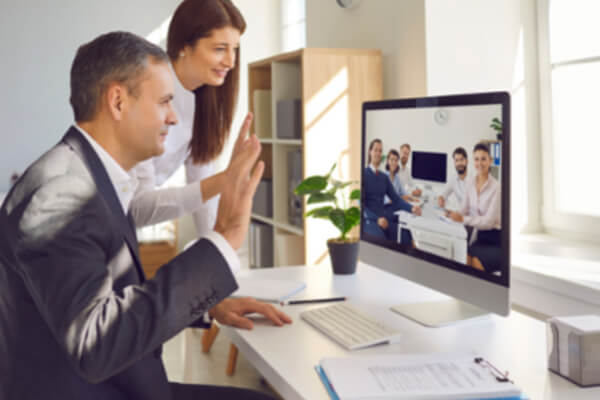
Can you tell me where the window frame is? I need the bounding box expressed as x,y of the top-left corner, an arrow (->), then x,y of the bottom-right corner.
536,0 -> 600,242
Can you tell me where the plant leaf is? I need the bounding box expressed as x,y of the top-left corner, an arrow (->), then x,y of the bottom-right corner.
305,206 -> 332,219
350,189 -> 361,200
325,163 -> 337,179
294,175 -> 327,195
330,179 -> 353,190
307,192 -> 336,204
329,208 -> 346,234
344,207 -> 360,232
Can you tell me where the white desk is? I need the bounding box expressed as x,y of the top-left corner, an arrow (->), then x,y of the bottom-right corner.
396,205 -> 468,263
221,263 -> 600,400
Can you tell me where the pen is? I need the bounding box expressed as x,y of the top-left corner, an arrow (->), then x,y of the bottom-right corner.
283,297 -> 346,305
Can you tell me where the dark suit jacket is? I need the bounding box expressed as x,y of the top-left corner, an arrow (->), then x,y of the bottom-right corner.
0,127 -> 238,399
362,167 -> 411,221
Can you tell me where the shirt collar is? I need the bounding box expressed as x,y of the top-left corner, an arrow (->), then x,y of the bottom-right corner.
73,124 -> 137,213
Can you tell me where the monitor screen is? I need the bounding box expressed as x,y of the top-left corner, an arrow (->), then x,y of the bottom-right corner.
360,92 -> 510,318
411,151 -> 447,183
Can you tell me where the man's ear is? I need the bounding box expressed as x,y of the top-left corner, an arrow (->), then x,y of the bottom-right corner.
106,83 -> 127,121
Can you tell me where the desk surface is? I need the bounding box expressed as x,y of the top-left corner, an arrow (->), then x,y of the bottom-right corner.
222,263 -> 600,400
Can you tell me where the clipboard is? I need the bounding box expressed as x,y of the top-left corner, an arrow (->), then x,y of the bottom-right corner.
315,353 -> 527,400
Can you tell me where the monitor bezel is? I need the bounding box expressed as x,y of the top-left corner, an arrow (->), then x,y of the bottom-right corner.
360,91 -> 510,288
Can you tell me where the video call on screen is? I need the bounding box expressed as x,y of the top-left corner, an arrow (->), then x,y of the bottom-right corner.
362,104 -> 503,276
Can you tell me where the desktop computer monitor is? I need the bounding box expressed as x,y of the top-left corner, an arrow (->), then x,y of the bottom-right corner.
411,151 -> 447,183
360,92 -> 510,327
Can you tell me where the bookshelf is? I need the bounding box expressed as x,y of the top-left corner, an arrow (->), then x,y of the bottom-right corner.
249,48 -> 382,267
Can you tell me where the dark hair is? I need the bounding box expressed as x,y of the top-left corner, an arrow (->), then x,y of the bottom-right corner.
70,31 -> 168,122
473,142 -> 490,155
367,139 -> 382,164
385,149 -> 400,173
452,147 -> 468,159
167,0 -> 246,164
400,143 -> 411,152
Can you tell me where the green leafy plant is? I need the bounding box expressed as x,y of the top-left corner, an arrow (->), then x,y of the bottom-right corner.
490,117 -> 502,137
294,163 -> 360,242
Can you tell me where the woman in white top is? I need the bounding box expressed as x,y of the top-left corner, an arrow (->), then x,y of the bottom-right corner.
384,149 -> 418,203
131,0 -> 250,236
447,143 -> 501,272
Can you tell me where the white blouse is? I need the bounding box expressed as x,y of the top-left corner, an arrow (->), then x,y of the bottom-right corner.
130,63 -> 219,237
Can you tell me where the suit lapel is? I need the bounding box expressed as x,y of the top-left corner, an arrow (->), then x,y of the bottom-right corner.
62,127 -> 145,282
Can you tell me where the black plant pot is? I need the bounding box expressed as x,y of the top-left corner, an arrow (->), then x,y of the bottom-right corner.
327,239 -> 359,275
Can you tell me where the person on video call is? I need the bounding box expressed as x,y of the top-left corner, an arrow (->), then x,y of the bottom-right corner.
0,32 -> 291,400
363,139 -> 421,242
397,143 -> 422,197
447,143 -> 501,272
438,147 -> 469,209
384,149 -> 419,204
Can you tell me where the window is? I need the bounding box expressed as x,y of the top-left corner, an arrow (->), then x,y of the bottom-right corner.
281,0 -> 306,52
538,0 -> 600,240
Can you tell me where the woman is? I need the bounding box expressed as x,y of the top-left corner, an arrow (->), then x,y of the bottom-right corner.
384,149 -> 418,203
131,0 -> 250,237
363,139 -> 420,241
447,143 -> 501,272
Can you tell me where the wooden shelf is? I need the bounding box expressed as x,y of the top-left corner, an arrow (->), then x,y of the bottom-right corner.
273,221 -> 303,236
276,139 -> 302,146
248,48 -> 382,267
251,213 -> 275,225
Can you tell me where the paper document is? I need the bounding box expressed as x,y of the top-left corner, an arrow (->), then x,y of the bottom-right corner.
320,353 -> 521,399
231,277 -> 306,303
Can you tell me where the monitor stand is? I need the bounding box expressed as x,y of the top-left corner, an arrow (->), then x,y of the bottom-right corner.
390,299 -> 489,328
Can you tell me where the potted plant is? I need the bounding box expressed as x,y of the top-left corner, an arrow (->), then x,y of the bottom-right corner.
294,164 -> 361,274
490,117 -> 503,140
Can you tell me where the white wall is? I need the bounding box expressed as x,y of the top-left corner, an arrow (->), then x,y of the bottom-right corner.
305,0 -> 427,100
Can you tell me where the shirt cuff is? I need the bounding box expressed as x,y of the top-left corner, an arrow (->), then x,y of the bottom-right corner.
203,230 -> 241,275
463,215 -> 473,226
203,311 -> 212,324
179,181 -> 204,214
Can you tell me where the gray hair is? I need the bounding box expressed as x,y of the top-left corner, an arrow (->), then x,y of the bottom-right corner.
69,31 -> 169,122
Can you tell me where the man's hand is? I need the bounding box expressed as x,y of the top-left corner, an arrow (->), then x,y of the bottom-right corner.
377,217 -> 389,230
412,205 -> 422,216
214,115 -> 264,250
412,188 -> 422,197
208,298 -> 292,330
447,211 -> 463,223
437,196 -> 445,208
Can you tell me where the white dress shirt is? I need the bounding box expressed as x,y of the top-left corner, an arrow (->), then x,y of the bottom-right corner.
131,62 -> 219,237
440,173 -> 468,206
75,124 -> 240,276
397,163 -> 414,191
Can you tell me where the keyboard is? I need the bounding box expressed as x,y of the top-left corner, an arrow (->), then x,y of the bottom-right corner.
300,302 -> 402,350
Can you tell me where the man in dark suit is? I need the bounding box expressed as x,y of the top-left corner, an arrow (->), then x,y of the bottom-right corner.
0,32 -> 290,400
363,139 -> 421,241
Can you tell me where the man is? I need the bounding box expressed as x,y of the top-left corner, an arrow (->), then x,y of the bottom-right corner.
0,32 -> 290,400
438,146 -> 469,209
398,143 -> 422,197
